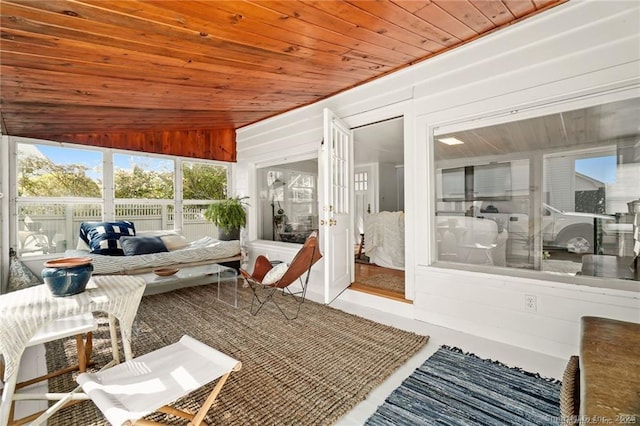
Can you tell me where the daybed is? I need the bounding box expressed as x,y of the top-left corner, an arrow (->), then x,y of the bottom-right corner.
64,222 -> 241,276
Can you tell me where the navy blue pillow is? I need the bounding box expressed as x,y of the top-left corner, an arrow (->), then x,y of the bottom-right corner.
120,236 -> 168,256
79,221 -> 136,255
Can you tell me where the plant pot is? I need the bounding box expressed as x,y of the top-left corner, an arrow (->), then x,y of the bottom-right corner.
218,227 -> 240,241
42,257 -> 94,297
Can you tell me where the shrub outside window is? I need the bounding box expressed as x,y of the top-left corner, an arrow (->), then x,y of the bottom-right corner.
181,161 -> 229,241
16,143 -> 103,256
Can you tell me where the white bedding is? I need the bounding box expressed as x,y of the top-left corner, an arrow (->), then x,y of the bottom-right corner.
365,211 -> 405,270
65,236 -> 240,275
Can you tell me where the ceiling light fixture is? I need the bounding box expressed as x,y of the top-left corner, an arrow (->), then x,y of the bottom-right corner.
438,137 -> 464,145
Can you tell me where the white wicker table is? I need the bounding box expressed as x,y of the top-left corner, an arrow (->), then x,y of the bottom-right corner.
0,275 -> 146,426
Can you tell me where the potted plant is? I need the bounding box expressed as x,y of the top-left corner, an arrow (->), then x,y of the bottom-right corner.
204,196 -> 249,240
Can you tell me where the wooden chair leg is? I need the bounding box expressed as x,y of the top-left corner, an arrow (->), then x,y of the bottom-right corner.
7,331 -> 95,425
85,331 -> 93,366
76,334 -> 87,372
191,371 -> 233,426
75,331 -> 93,372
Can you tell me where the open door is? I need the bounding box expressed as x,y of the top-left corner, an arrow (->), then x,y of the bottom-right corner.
320,108 -> 353,304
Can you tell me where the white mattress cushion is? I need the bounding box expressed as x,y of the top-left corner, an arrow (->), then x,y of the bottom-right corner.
65,238 -> 240,275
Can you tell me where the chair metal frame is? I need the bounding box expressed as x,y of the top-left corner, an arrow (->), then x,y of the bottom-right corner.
241,231 -> 322,320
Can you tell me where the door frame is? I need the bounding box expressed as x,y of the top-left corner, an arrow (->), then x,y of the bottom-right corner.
341,100 -> 414,301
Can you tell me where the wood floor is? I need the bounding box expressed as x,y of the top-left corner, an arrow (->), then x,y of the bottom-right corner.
351,260 -> 410,303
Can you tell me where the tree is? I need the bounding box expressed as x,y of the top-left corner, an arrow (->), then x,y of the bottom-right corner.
182,163 -> 227,200
19,154 -> 227,200
18,156 -> 101,197
114,166 -> 174,199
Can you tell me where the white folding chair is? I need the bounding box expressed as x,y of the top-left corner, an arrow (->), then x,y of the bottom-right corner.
5,312 -> 98,425
77,335 -> 242,426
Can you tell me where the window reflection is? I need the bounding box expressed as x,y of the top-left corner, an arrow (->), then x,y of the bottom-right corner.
258,160 -> 318,243
434,97 -> 640,281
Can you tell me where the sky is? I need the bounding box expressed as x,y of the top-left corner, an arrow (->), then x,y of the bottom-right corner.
575,155 -> 617,184
35,144 -> 173,179
34,143 -> 617,184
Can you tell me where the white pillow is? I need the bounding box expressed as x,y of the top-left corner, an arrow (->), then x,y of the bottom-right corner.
160,234 -> 189,251
76,238 -> 90,251
137,229 -> 180,237
261,262 -> 289,284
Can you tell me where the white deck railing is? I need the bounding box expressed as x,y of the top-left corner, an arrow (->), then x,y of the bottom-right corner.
17,203 -> 218,256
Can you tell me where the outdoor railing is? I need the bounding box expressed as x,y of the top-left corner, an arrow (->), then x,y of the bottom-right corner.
17,202 -> 218,257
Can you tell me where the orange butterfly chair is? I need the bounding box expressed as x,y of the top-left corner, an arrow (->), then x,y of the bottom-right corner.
240,231 -> 322,320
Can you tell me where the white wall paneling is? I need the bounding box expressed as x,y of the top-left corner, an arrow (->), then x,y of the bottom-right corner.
235,0 -> 640,357
414,267 -> 639,359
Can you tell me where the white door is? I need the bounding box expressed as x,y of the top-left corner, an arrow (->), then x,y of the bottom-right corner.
320,108 -> 353,304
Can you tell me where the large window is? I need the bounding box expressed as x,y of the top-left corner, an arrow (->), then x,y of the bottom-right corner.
258,159 -> 318,243
113,153 -> 175,234
433,97 -> 640,282
15,141 -> 229,257
16,143 -> 103,256
181,161 -> 228,242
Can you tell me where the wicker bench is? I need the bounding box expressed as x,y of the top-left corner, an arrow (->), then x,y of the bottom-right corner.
576,317 -> 640,425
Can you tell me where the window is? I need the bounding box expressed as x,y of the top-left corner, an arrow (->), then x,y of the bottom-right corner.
433,97 -> 640,282
181,161 -> 228,241
355,171 -> 368,191
258,159 -> 318,243
114,153 -> 174,200
113,153 -> 175,234
14,141 -> 230,257
16,143 -> 103,256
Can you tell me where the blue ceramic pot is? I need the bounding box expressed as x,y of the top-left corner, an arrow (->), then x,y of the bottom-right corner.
42,262 -> 94,297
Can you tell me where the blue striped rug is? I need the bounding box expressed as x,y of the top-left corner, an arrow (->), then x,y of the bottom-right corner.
366,346 -> 561,426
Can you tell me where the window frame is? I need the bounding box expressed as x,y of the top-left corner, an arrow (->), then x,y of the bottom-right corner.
254,152 -> 319,244
11,138 -> 231,259
428,89 -> 640,291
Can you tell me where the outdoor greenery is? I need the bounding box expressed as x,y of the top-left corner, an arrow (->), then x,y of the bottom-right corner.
204,196 -> 249,232
182,163 -> 227,200
18,156 -> 101,198
114,165 -> 174,199
18,155 -> 227,200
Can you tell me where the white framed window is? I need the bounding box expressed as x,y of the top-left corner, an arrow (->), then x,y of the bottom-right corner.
433,96 -> 640,283
181,161 -> 229,241
16,142 -> 104,256
13,140 -> 231,257
257,158 -> 318,243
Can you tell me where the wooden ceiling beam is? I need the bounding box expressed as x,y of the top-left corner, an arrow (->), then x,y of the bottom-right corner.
16,128 -> 237,163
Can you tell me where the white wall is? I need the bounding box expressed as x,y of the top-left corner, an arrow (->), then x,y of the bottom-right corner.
236,0 -> 640,359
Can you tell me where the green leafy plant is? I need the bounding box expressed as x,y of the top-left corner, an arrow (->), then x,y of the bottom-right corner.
204,196 -> 249,233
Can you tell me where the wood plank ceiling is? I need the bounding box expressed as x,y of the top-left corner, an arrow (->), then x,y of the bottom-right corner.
0,0 -> 564,161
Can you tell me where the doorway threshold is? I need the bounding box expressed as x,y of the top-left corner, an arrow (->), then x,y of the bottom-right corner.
349,282 -> 412,304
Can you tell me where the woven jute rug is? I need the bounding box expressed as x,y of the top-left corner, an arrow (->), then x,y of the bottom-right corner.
45,282 -> 428,425
357,273 -> 404,295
